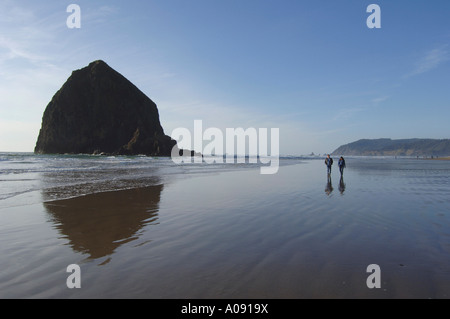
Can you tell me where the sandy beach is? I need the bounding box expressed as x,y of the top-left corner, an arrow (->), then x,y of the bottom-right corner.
1,156 -> 450,298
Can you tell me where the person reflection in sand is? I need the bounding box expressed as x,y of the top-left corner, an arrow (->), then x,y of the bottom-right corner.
325,175 -> 333,196
43,184 -> 163,264
339,176 -> 346,195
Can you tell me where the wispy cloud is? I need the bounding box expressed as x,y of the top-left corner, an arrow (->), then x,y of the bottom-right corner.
0,36 -> 46,63
371,96 -> 389,105
405,46 -> 450,78
0,2 -> 60,67
332,107 -> 366,122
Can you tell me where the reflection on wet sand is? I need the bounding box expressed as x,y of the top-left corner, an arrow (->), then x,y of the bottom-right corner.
339,176 -> 346,195
325,174 -> 333,196
43,185 -> 163,262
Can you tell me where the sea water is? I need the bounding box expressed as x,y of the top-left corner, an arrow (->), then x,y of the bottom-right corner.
0,152 -> 274,208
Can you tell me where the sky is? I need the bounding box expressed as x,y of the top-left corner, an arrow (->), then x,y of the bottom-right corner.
0,0 -> 449,155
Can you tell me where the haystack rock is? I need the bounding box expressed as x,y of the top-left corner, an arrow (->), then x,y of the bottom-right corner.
35,60 -> 181,156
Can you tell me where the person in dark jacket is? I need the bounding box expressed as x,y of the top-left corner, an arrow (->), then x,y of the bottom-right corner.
325,154 -> 333,175
338,156 -> 346,176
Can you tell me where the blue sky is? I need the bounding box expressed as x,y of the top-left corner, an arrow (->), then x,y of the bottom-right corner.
0,0 -> 449,155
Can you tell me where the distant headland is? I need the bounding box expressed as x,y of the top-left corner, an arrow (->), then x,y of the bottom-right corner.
332,138 -> 450,157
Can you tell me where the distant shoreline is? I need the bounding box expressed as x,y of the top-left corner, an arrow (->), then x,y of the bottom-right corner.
427,156 -> 450,161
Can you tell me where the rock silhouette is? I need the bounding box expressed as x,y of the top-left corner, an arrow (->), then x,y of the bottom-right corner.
43,184 -> 163,261
35,60 -> 178,156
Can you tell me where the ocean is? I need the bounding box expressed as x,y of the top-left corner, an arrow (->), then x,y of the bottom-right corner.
0,153 -> 449,298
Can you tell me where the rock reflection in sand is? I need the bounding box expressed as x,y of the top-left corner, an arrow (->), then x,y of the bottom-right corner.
43,184 -> 163,262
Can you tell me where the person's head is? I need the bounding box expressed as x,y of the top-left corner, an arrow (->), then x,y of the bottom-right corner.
340,156 -> 343,160
327,154 -> 330,158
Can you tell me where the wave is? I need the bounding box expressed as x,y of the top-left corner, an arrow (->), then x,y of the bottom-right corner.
0,153 -> 303,207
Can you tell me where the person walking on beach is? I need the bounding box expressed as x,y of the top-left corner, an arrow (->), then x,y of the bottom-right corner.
338,156 -> 346,176
325,154 -> 333,175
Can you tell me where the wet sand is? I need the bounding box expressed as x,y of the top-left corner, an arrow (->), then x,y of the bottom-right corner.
44,185 -> 163,260
1,158 -> 450,298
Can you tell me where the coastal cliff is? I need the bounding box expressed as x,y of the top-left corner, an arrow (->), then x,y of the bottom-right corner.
35,60 -> 178,156
332,138 -> 450,157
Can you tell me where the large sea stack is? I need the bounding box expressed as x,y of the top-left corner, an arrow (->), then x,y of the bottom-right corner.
35,60 -> 178,156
